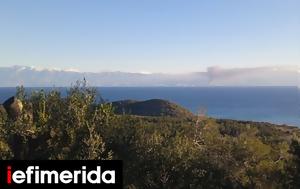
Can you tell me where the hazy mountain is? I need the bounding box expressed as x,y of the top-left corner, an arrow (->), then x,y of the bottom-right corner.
0,65 -> 208,87
0,65 -> 298,87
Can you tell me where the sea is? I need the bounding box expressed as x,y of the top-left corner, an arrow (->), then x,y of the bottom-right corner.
0,87 -> 299,127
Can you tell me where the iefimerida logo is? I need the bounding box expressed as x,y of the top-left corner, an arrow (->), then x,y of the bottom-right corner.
6,166 -> 115,184
0,160 -> 122,188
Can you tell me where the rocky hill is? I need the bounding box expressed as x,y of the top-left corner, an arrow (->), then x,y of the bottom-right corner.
111,99 -> 194,118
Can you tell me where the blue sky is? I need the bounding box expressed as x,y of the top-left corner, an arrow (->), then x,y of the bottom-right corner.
0,0 -> 299,73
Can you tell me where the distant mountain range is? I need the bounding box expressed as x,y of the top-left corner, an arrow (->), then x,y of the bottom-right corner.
0,65 -> 298,87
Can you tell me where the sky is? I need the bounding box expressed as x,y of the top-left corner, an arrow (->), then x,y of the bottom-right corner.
0,0 -> 299,73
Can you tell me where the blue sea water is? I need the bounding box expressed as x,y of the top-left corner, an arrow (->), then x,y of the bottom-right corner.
0,87 -> 299,126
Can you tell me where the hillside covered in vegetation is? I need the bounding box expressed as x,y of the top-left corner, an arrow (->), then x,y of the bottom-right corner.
1,81 -> 300,189
112,99 -> 194,118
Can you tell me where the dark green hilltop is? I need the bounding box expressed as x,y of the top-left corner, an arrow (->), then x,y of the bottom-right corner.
111,99 -> 194,118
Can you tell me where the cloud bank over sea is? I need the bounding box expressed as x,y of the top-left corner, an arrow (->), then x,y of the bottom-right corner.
0,65 -> 298,87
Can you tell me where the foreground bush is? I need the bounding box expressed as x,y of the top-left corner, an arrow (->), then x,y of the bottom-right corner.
1,81 -> 113,160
